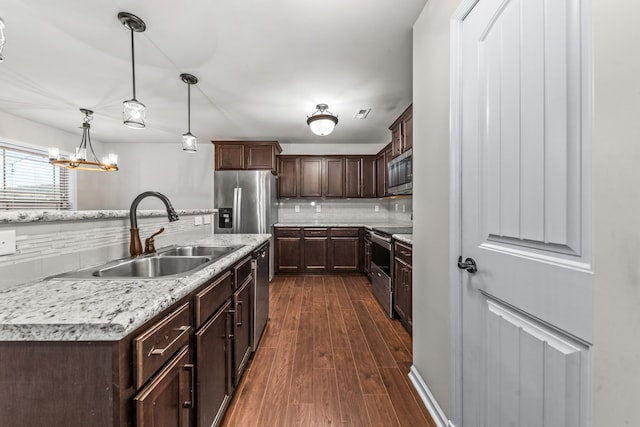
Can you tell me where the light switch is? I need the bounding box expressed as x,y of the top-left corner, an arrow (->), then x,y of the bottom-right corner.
295,205 -> 300,213
315,205 -> 321,213
374,205 -> 379,212
0,230 -> 17,256
203,215 -> 212,225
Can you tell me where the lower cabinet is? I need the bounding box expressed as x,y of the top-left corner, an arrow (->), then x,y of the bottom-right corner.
275,227 -> 363,273
364,232 -> 372,278
233,277 -> 253,386
195,300 -> 233,427
135,346 -> 194,427
393,241 -> 413,335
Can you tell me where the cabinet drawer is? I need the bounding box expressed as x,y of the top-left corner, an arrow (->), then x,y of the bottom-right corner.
331,227 -> 360,237
234,256 -> 253,288
275,227 -> 301,237
394,242 -> 412,265
195,271 -> 234,328
134,302 -> 192,388
304,228 -> 328,237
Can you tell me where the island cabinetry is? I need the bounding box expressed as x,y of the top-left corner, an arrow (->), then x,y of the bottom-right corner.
393,241 -> 413,334
213,141 -> 282,172
232,257 -> 254,385
275,227 -> 303,272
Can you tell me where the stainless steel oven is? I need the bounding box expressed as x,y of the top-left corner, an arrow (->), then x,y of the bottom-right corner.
368,226 -> 413,317
387,148 -> 412,195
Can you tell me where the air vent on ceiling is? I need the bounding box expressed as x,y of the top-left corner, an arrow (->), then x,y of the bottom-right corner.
353,108 -> 371,119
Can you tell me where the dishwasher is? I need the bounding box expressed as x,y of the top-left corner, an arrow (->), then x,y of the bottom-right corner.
252,242 -> 270,348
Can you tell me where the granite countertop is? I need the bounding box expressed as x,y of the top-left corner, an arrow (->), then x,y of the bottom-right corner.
0,233 -> 269,342
0,209 -> 218,224
393,234 -> 413,245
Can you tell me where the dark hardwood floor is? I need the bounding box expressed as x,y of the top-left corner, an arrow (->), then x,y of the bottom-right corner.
222,274 -> 436,427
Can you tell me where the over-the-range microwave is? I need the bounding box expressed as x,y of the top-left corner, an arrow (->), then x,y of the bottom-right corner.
387,148 -> 412,195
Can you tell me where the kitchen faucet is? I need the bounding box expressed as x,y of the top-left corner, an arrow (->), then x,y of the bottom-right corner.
129,191 -> 179,257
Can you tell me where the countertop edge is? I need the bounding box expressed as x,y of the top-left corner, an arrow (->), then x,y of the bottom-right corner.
0,209 -> 218,224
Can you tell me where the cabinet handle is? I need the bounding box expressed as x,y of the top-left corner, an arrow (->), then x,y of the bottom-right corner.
149,325 -> 190,356
182,364 -> 195,409
236,301 -> 243,327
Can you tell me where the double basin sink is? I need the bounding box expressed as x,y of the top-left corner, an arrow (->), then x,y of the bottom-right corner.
49,245 -> 243,280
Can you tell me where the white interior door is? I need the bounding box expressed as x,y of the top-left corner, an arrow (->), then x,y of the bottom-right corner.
455,0 -> 592,425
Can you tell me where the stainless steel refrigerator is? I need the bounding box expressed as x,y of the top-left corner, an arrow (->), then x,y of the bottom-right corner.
214,170 -> 278,275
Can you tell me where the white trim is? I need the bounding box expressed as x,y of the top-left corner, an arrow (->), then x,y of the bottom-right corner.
409,365 -> 453,427
449,1 -> 478,425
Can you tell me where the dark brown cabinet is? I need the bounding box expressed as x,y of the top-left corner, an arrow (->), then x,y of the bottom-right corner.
324,157 -> 345,197
345,156 -> 377,198
275,227 -> 363,274
393,241 -> 412,335
214,141 -> 282,172
364,232 -> 372,278
278,156 -> 298,198
329,228 -> 361,272
135,346 -> 193,427
233,276 -> 253,385
195,300 -> 232,427
275,228 -> 303,272
389,105 -> 413,159
299,157 -> 324,197
303,228 -> 329,272
376,144 -> 393,197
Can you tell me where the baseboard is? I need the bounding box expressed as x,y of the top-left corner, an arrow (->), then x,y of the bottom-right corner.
409,365 -> 453,427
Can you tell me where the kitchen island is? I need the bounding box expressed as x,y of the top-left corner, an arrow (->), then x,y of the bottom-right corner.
0,233 -> 270,427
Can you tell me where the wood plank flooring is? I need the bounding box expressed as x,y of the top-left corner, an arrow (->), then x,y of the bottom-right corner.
222,274 -> 436,427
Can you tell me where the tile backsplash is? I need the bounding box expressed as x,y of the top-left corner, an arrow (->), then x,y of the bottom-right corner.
0,213 -> 214,291
278,198 -> 412,224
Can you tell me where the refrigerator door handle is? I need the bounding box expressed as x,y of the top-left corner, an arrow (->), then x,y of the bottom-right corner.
235,187 -> 242,234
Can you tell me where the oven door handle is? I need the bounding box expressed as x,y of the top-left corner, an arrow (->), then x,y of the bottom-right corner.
370,232 -> 392,250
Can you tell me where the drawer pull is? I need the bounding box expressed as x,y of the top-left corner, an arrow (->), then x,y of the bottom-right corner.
149,325 -> 190,356
236,301 -> 243,327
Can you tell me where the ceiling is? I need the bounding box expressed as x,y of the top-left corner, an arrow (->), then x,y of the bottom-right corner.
0,0 -> 426,148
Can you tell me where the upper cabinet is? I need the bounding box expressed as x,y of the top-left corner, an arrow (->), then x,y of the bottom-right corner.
389,105 -> 413,158
279,155 -> 376,199
213,141 -> 282,172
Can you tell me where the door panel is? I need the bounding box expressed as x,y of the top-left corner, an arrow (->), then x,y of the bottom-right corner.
458,0 -> 592,425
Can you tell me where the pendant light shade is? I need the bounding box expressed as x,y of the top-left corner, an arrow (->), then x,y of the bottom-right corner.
119,12 -> 146,129
307,104 -> 338,136
0,17 -> 6,62
180,73 -> 198,152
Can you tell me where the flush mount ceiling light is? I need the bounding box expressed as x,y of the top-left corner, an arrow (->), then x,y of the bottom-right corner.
180,73 -> 198,152
118,12 -> 146,129
307,104 -> 338,136
48,109 -> 118,172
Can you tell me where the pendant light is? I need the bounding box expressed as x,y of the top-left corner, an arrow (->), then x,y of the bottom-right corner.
48,109 -> 118,172
118,12 -> 146,129
307,104 -> 339,136
0,17 -> 5,62
180,73 -> 198,152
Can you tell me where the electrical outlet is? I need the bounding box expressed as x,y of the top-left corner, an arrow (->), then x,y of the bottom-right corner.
315,205 -> 321,213
395,204 -> 399,212
374,205 -> 379,212
194,216 -> 203,226
295,205 -> 300,213
0,230 -> 17,256
203,215 -> 212,225
402,205 -> 406,212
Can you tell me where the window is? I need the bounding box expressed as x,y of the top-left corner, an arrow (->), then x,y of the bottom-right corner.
0,141 -> 75,210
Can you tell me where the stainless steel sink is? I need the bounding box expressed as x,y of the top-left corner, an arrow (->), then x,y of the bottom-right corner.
93,256 -> 211,278
47,245 -> 243,280
157,245 -> 242,258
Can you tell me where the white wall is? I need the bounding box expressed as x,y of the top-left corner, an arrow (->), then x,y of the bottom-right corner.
592,1 -> 640,425
412,0 -> 459,419
0,110 -> 215,211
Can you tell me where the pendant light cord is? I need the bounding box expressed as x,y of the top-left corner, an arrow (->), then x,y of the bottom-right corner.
187,83 -> 191,133
130,29 -> 136,100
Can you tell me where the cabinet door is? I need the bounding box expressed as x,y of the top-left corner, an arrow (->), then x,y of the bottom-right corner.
195,301 -> 232,427
278,157 -> 299,198
323,157 -> 344,197
364,239 -> 372,277
393,258 -> 407,320
246,145 -> 276,170
330,237 -> 360,272
376,151 -> 387,197
233,279 -> 253,385
391,123 -> 402,158
135,346 -> 193,427
402,111 -> 413,152
361,156 -> 377,198
215,144 -> 245,170
344,157 -> 361,198
303,237 -> 329,272
405,265 -> 412,335
275,235 -> 302,273
299,158 -> 323,197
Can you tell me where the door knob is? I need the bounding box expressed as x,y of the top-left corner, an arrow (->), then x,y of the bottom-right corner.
457,256 -> 477,274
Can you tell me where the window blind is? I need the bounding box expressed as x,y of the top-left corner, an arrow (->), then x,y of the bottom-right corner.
0,143 -> 73,210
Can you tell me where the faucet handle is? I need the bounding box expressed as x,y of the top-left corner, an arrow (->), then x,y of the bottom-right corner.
144,227 -> 165,254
